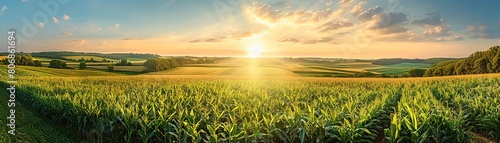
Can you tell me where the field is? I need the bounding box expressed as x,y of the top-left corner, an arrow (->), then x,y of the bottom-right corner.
2,67 -> 499,142
1,58 -> 495,143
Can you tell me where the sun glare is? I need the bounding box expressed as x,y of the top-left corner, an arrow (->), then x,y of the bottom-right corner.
247,44 -> 262,58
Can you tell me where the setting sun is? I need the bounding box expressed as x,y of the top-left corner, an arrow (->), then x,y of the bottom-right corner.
247,44 -> 262,58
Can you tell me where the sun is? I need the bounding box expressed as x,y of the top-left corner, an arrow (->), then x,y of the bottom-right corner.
247,44 -> 262,58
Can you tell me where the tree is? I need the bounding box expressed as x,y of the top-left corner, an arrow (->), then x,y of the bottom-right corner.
116,59 -> 129,66
78,57 -> 85,62
492,55 -> 500,73
356,71 -> 375,77
89,58 -> 96,62
144,59 -> 158,72
143,58 -> 177,72
407,69 -> 426,77
34,60 -> 42,67
49,60 -> 67,68
107,64 -> 114,71
79,61 -> 87,70
473,57 -> 488,74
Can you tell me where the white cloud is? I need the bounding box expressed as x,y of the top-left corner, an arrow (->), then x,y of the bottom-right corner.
73,39 -> 86,47
63,14 -> 70,21
38,22 -> 44,28
315,18 -> 354,33
97,41 -> 107,46
0,5 -> 7,16
465,25 -> 500,39
21,0 -> 28,2
53,17 -> 59,23
412,13 -> 444,27
351,1 -> 367,15
115,23 -> 120,28
62,32 -> 73,36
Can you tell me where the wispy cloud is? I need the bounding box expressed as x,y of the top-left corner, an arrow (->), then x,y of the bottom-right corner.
96,41 -> 107,46
38,22 -> 45,28
62,32 -> 73,36
63,14 -> 70,21
122,37 -> 168,41
53,17 -> 59,23
465,25 -> 500,39
73,39 -> 86,47
0,5 -> 7,16
189,30 -> 267,43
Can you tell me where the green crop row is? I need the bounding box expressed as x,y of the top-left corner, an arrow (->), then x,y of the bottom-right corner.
5,75 -> 500,142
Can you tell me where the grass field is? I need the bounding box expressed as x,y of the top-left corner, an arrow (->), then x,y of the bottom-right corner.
0,89 -> 85,142
366,62 -> 432,75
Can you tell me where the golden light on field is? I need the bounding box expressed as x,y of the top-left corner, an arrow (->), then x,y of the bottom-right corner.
247,44 -> 263,58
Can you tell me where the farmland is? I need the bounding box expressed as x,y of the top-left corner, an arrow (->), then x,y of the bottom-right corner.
2,71 -> 499,142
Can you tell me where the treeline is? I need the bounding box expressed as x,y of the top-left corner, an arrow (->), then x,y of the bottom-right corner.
372,58 -> 461,65
143,58 -> 218,72
78,57 -> 111,63
30,51 -> 160,61
425,46 -> 500,76
1,54 -> 42,67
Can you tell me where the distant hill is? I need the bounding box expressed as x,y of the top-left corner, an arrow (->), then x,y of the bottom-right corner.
372,58 -> 462,65
24,51 -> 161,60
425,46 -> 500,76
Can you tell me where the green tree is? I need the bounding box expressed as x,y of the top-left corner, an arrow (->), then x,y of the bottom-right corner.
107,64 -> 114,71
356,71 -> 375,77
79,61 -> 87,70
34,60 -> 42,67
49,60 -> 67,68
473,57 -> 488,74
407,69 -> 427,77
492,55 -> 500,73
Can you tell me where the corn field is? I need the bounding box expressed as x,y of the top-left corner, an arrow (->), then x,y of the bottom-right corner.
5,75 -> 500,142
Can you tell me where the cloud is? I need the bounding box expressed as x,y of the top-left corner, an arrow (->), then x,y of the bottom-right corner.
115,24 -> 120,28
351,1 -> 367,15
356,6 -> 383,22
315,18 -> 354,33
422,24 -> 451,37
63,14 -> 70,21
38,22 -> 45,28
0,5 -> 7,16
246,2 -> 338,25
465,25 -> 500,39
412,13 -> 444,26
53,17 -> 59,23
96,41 -> 107,46
498,39 -> 500,44
62,32 -> 73,36
72,39 -> 86,47
339,0 -> 354,7
122,37 -> 168,41
21,0 -> 28,2
278,36 -> 337,44
189,30 -> 266,43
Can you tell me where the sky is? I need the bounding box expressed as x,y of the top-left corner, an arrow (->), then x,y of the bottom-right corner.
0,0 -> 499,59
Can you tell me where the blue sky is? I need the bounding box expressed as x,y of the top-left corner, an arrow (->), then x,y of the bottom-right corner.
1,0 -> 499,58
